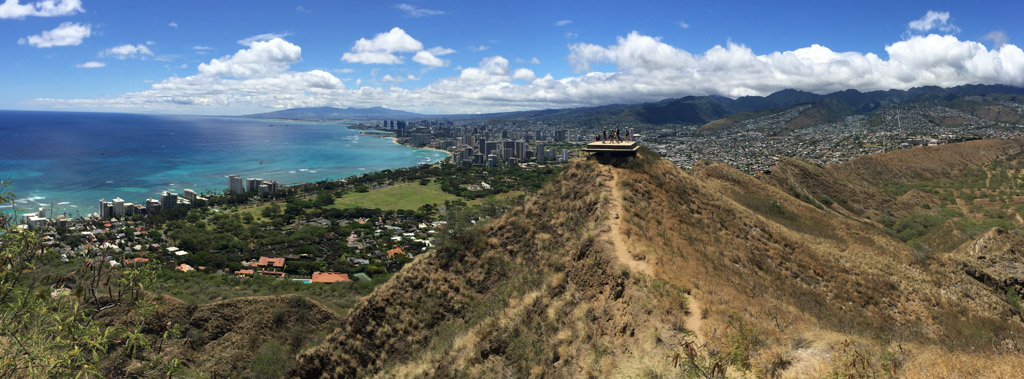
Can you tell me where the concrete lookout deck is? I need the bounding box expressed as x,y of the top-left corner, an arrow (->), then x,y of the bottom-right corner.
582,141 -> 640,158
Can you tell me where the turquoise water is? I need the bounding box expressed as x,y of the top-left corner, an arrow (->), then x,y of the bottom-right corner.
292,279 -> 312,284
0,111 -> 448,217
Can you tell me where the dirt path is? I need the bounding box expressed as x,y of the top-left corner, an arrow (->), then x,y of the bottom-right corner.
603,167 -> 705,344
603,167 -> 651,276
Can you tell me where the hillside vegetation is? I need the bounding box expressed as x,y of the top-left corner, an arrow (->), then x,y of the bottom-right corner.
294,140 -> 1024,378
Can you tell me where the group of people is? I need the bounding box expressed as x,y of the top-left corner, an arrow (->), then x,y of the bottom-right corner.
594,126 -> 633,143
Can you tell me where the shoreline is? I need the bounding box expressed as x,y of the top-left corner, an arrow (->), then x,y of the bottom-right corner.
385,136 -> 452,157
4,125 -> 449,219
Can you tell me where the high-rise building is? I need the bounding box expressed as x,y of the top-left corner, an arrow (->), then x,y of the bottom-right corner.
112,197 -> 125,218
228,174 -> 245,195
145,198 -> 161,214
555,130 -> 567,142
160,192 -> 178,210
98,199 -> 112,219
536,143 -> 546,163
183,189 -> 197,204
246,178 -> 263,193
478,138 -> 487,155
561,149 -> 569,162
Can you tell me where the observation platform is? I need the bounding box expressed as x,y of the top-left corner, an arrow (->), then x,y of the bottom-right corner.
582,141 -> 640,158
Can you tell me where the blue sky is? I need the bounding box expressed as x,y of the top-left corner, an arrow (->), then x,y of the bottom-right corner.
1,0 -> 1022,114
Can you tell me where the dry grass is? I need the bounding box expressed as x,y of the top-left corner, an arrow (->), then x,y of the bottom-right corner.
294,141 -> 1024,378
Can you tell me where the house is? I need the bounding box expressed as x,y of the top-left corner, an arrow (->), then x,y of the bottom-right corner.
123,257 -> 149,265
257,270 -> 286,278
176,263 -> 194,272
257,256 -> 286,269
235,269 -> 255,276
387,246 -> 405,258
311,271 -> 350,283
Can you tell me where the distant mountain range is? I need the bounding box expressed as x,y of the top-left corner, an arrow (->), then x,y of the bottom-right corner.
244,84 -> 1024,124
244,106 -> 424,120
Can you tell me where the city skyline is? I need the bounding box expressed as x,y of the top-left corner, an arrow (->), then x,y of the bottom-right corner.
1,0 -> 1022,115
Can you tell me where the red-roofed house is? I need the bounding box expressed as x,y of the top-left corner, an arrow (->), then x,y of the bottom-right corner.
123,257 -> 149,265
176,263 -> 195,272
387,246 -> 405,258
235,269 -> 255,276
311,272 -> 350,283
257,256 -> 285,270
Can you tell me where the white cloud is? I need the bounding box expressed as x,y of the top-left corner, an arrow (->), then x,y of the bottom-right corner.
382,74 -> 404,82
296,5 -> 310,13
678,21 -> 689,29
101,44 -> 154,59
168,21 -> 178,28
565,32 -> 578,39
38,31 -> 1024,115
334,68 -> 355,73
530,57 -> 541,64
0,0 -> 82,19
238,32 -> 291,46
427,46 -> 455,56
343,27 -> 451,66
469,45 -> 488,51
908,10 -> 959,33
18,22 -> 90,48
412,50 -> 445,67
394,3 -> 444,17
407,74 -> 420,81
513,68 -> 535,81
198,38 -> 303,78
76,61 -> 105,68
555,19 -> 572,27
984,31 -> 1009,49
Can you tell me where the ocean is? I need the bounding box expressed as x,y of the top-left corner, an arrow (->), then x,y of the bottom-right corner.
0,111 -> 448,217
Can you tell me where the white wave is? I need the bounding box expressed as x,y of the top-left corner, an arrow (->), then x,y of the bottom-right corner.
298,168 -> 309,172
57,201 -> 70,205
289,170 -> 296,174
359,168 -> 366,170
105,180 -> 114,184
308,170 -> 317,173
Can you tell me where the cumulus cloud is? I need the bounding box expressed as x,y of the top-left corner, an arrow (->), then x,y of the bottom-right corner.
342,27 -> 452,67
76,61 -> 105,68
678,21 -> 689,29
18,21 -> 90,47
238,32 -> 291,46
0,0 -> 82,19
984,31 -> 1009,49
168,21 -> 178,28
555,19 -> 571,26
37,31 -> 1024,115
412,50 -> 445,66
513,68 -> 535,81
394,3 -> 443,17
908,10 -> 959,33
101,44 -> 153,59
427,46 -> 455,56
40,38 -> 343,113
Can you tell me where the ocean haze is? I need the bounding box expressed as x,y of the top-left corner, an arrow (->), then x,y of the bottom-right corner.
0,111 -> 448,217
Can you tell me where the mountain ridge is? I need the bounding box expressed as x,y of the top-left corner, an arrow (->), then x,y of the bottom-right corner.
242,84 -> 1024,125
293,140 -> 1024,377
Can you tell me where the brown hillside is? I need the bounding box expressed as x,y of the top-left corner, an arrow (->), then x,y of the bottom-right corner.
294,146 -> 1024,378
97,294 -> 338,378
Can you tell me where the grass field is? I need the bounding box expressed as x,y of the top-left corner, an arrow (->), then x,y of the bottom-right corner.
330,182 -> 459,211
